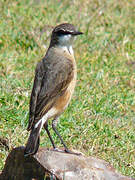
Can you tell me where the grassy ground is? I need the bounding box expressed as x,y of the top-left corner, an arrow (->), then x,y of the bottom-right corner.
0,0 -> 135,177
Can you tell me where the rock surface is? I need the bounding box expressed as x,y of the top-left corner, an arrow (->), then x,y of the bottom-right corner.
0,146 -> 134,180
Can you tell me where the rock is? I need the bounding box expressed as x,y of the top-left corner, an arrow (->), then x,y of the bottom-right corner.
0,146 -> 134,180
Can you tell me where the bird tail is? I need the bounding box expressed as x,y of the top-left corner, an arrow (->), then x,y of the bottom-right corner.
24,122 -> 42,156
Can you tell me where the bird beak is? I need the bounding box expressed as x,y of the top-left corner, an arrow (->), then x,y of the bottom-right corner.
71,31 -> 83,35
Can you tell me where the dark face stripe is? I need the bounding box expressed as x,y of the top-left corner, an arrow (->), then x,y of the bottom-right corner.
53,23 -> 83,36
56,30 -> 73,35
56,30 -> 83,36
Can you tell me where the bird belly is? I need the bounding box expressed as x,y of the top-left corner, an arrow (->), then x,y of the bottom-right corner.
54,74 -> 76,113
35,82 -> 75,129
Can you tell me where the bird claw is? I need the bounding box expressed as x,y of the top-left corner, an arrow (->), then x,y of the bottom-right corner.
64,148 -> 82,155
53,148 -> 64,152
52,147 -> 81,156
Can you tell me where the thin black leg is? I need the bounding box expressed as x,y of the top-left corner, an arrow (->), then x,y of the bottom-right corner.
52,118 -> 82,155
44,123 -> 56,149
52,120 -> 68,150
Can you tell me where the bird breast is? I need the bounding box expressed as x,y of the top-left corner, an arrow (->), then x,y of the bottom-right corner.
54,56 -> 77,113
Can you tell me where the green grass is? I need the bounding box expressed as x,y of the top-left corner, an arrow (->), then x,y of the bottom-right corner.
0,0 -> 135,177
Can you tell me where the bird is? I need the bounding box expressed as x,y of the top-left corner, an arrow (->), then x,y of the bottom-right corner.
24,23 -> 83,156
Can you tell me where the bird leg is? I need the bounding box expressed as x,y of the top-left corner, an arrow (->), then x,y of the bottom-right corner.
52,118 -> 81,155
44,122 -> 56,149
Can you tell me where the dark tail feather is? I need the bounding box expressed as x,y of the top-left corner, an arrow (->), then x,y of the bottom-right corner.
24,122 -> 41,156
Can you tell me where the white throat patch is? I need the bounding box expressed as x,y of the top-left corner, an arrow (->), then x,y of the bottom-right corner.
58,34 -> 74,56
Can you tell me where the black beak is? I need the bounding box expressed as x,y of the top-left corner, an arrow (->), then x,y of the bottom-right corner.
71,31 -> 83,35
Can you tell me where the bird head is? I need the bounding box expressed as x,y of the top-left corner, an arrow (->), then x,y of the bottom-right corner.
50,23 -> 83,47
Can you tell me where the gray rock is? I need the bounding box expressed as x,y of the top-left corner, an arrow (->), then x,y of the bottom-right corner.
0,146 -> 134,180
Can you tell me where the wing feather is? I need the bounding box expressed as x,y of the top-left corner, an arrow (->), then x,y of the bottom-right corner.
27,62 -> 44,130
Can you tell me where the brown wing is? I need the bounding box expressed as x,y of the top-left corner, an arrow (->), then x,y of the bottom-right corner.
27,52 -> 73,131
27,61 -> 44,131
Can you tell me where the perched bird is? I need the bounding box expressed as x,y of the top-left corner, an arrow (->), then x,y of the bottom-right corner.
24,23 -> 83,156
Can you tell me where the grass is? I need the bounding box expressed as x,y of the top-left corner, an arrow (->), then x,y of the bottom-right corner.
0,0 -> 135,177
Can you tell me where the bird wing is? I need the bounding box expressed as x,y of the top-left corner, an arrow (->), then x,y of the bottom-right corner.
27,61 -> 44,131
27,52 -> 74,131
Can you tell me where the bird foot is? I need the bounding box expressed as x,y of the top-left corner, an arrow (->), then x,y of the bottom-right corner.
64,148 -> 82,156
52,147 -> 65,152
52,148 -> 81,156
